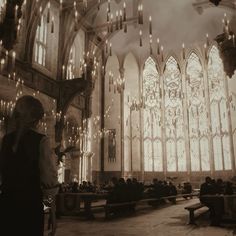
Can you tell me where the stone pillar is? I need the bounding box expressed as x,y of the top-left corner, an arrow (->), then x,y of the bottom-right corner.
138,65 -> 144,181
119,66 -> 125,178
202,49 -> 215,177
181,65 -> 191,181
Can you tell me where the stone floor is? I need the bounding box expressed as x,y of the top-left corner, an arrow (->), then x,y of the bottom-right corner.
54,199 -> 236,236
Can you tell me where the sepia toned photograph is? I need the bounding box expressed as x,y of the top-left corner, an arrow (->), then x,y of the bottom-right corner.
0,0 -> 236,235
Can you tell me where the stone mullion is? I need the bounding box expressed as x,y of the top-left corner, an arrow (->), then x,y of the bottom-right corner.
160,71 -> 167,179
181,65 -> 191,178
223,75 -> 235,172
202,52 -> 215,177
151,111 -> 155,172
217,101 -> 225,170
174,123 -> 178,172
138,65 -> 144,181
197,107 -> 202,172
119,67 -> 125,178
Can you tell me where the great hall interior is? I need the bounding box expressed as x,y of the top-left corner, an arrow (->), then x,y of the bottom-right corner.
0,0 -> 236,235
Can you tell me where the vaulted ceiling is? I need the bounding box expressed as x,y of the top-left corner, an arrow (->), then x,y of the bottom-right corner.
86,0 -> 236,58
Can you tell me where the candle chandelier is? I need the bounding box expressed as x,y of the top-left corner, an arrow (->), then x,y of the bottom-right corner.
108,71 -> 125,94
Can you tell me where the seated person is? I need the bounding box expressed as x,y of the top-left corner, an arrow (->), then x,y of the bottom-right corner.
224,181 -> 233,195
182,182 -> 192,199
200,176 -> 224,226
168,182 -> 177,204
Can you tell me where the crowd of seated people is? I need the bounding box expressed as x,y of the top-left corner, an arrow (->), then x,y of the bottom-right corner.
200,176 -> 235,226
58,178 -> 189,204
58,181 -> 97,193
106,177 -> 144,204
144,179 -> 178,205
105,177 -> 144,216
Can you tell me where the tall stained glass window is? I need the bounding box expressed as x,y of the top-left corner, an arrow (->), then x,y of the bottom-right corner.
143,57 -> 162,171
208,46 -> 231,170
186,53 -> 210,171
164,57 -> 186,172
34,15 -> 47,66
140,47 -> 232,174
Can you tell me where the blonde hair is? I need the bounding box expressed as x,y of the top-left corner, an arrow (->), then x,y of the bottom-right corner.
12,96 -> 44,152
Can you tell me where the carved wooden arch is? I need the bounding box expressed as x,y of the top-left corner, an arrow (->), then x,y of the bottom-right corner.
55,63 -> 94,142
94,29 -> 125,61
23,0 -> 48,62
55,79 -> 87,142
60,0 -> 108,70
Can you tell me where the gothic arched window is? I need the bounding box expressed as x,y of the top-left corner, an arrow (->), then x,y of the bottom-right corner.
164,56 -> 186,172
208,46 -> 231,170
143,57 -> 163,171
34,15 -> 47,66
186,52 -> 210,171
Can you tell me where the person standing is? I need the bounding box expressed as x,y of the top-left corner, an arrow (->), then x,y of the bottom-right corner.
0,96 -> 58,236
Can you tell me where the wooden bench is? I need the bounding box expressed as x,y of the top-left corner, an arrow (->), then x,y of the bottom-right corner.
104,201 -> 137,219
185,202 -> 208,225
104,193 -> 199,219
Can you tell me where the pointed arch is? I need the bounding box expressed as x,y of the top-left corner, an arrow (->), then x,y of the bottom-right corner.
123,52 -> 141,173
186,52 -> 210,171
34,14 -> 48,66
66,30 -> 85,80
208,46 -> 231,170
164,56 -> 186,172
163,53 -> 181,74
143,56 -> 163,172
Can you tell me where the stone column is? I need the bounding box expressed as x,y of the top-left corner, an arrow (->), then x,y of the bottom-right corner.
119,66 -> 125,178
202,49 -> 215,177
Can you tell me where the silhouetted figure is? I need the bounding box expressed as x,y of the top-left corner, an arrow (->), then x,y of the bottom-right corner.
126,178 -> 135,212
107,177 -> 119,204
169,182 -> 177,204
72,182 -> 79,193
224,181 -> 234,195
216,179 -> 224,194
182,182 -> 193,199
0,96 -> 58,236
132,178 -> 144,200
200,176 -> 224,226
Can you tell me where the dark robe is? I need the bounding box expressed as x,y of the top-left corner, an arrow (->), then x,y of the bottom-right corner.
0,130 -> 45,236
